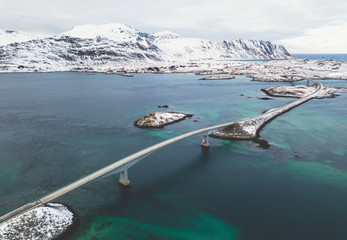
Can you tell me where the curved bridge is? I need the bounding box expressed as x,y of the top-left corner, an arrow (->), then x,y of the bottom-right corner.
211,79 -> 323,139
0,79 -> 323,223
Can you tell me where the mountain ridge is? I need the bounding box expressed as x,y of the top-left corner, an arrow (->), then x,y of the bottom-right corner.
0,23 -> 291,72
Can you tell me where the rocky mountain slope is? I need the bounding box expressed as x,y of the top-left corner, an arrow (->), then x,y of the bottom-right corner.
0,23 -> 291,72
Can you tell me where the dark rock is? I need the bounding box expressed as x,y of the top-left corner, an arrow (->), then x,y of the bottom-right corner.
210,123 -> 256,140
257,97 -> 274,100
199,75 -> 235,80
157,105 -> 169,108
253,139 -> 271,149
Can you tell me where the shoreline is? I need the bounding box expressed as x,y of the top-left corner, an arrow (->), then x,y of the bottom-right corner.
1,58 -> 347,82
0,203 -> 75,240
55,203 -> 80,240
134,112 -> 194,128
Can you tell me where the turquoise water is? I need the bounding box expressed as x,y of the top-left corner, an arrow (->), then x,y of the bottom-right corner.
0,73 -> 346,239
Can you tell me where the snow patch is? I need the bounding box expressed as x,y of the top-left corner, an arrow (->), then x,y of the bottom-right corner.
153,31 -> 182,40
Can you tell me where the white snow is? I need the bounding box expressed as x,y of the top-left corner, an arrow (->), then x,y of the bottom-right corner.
152,112 -> 186,126
0,203 -> 73,240
153,31 -> 182,40
61,23 -> 141,43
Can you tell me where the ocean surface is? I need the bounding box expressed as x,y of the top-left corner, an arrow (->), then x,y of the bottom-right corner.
0,73 -> 346,240
292,53 -> 347,62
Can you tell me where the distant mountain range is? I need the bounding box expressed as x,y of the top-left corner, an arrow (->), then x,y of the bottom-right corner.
0,23 -> 291,72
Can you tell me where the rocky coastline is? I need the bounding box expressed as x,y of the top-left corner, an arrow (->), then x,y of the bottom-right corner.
2,57 -> 347,85
0,203 -> 74,240
199,75 -> 235,80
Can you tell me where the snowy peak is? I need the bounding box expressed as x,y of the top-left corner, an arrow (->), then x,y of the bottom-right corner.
152,31 -> 182,40
61,23 -> 142,42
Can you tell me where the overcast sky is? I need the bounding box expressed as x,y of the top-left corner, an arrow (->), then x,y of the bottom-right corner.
1,0 -> 346,53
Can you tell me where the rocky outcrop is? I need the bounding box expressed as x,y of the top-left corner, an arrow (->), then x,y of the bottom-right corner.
199,75 -> 235,80
210,123 -> 255,139
0,203 -> 74,240
134,112 -> 193,128
251,75 -> 304,82
262,85 -> 316,98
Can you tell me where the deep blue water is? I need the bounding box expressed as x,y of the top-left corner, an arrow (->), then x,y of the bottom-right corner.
292,54 -> 347,62
0,73 -> 346,240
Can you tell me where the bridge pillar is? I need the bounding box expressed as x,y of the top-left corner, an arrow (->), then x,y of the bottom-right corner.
201,134 -> 210,148
119,169 -> 130,186
306,79 -> 310,87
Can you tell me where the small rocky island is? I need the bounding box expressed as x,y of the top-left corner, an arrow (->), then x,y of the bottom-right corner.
0,203 -> 74,240
199,75 -> 235,80
135,112 -> 193,128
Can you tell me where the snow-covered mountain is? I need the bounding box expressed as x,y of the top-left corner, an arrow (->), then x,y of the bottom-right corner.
0,23 -> 291,72
0,30 -> 48,46
153,31 -> 289,61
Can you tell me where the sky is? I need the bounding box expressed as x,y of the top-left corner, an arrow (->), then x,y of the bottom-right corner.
1,0 -> 346,53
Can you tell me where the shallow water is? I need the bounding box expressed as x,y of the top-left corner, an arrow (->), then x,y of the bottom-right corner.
0,73 -> 346,239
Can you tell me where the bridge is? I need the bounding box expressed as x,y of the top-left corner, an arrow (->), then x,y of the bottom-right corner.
211,79 -> 323,139
0,79 -> 323,223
